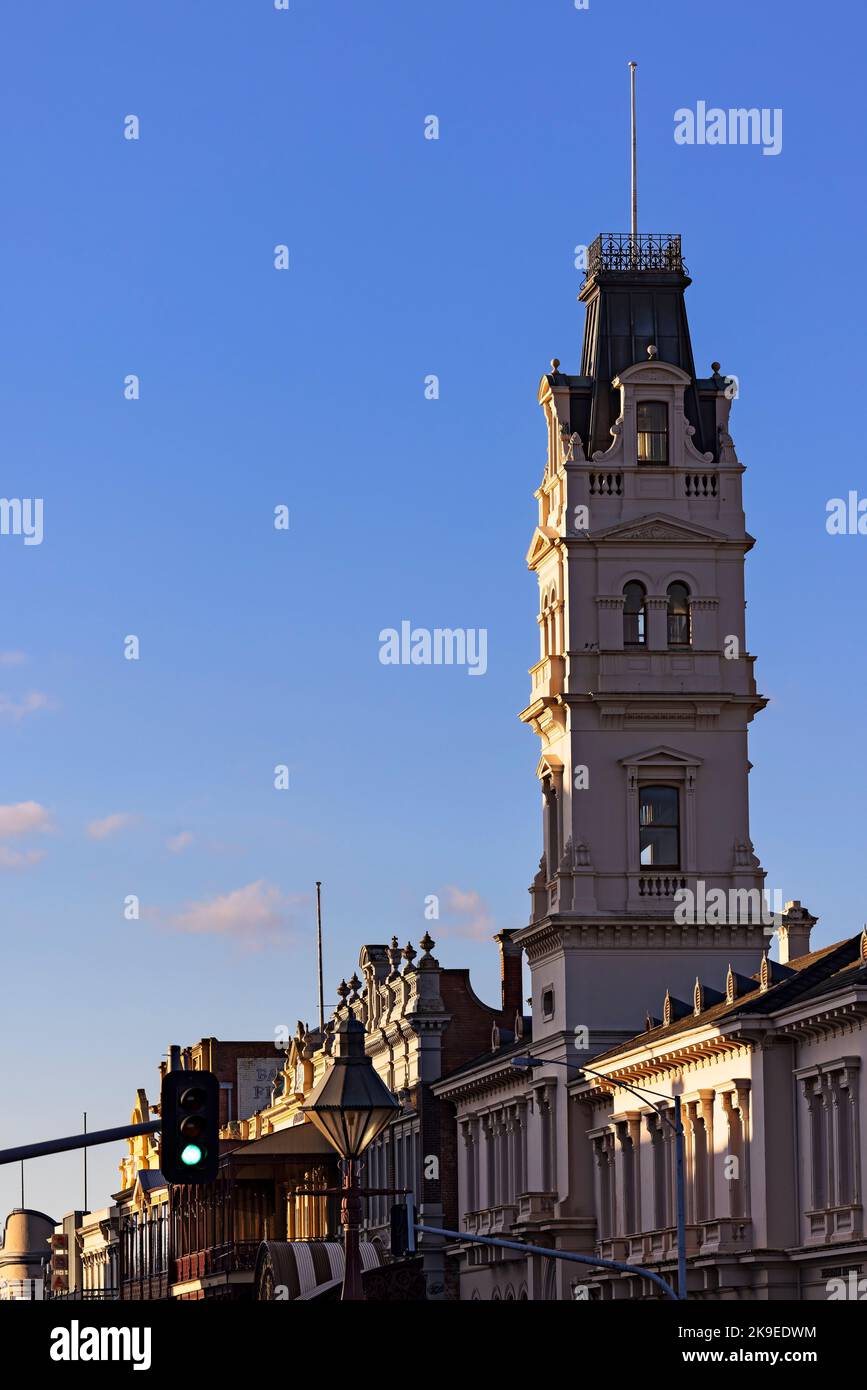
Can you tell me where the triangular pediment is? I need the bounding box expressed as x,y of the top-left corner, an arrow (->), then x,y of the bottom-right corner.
535,752 -> 564,780
619,744 -> 704,769
525,526 -> 558,567
594,513 -> 725,544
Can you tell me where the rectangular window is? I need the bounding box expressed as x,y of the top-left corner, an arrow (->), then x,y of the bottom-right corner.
639,785 -> 680,867
637,401 -> 668,464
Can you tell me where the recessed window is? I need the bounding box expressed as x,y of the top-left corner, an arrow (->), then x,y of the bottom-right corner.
623,581 -> 646,646
639,786 -> 680,868
541,987 -> 555,1019
637,401 -> 668,464
667,582 -> 691,646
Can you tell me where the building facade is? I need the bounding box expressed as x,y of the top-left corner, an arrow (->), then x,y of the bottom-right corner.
91,940 -> 521,1301
432,231 -> 867,1300
574,918 -> 867,1300
0,1208 -> 55,1299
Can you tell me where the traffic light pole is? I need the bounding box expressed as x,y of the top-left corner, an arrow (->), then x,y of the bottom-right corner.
414,1223 -> 679,1301
0,1120 -> 161,1167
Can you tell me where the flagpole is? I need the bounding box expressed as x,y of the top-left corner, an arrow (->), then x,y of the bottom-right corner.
629,61 -> 638,261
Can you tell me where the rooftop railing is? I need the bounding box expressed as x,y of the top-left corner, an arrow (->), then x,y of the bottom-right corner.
585,233 -> 686,279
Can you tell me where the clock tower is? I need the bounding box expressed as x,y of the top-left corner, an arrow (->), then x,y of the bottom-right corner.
517,233 -> 768,1047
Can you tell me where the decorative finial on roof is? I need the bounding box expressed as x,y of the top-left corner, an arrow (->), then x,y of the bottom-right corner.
403,941 -> 417,968
760,952 -> 770,992
348,972 -> 361,1001
336,978 -> 350,1004
419,931 -> 435,955
646,343 -> 658,359
550,357 -> 560,372
711,361 -> 721,373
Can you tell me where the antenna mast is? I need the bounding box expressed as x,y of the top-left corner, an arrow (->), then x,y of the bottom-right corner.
315,881 -> 325,1032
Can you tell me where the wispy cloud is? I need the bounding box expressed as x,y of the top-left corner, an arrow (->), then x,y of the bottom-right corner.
0,801 -> 52,871
0,846 -> 46,869
0,801 -> 53,837
87,812 -> 134,841
438,884 -> 495,940
0,651 -> 27,667
0,691 -> 54,721
165,880 -> 300,949
166,831 -> 194,854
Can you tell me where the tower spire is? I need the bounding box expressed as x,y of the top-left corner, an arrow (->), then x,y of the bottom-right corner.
629,61 -> 638,253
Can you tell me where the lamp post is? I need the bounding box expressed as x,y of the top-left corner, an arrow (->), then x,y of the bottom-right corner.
512,1054 -> 688,1300
301,1013 -> 399,1300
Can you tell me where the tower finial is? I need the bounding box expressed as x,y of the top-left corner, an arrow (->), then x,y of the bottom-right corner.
629,61 -> 638,257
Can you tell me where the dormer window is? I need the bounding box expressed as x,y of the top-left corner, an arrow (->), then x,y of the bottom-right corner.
637,401 -> 668,464
667,582 -> 691,646
623,581 -> 646,646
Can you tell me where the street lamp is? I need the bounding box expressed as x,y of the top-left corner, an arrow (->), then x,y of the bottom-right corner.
301,1013 -> 399,1300
512,1054 -> 687,1300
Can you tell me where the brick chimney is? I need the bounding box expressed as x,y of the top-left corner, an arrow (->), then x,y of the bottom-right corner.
494,930 -> 524,1020
777,900 -> 817,964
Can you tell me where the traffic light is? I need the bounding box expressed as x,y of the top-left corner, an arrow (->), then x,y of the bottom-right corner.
389,1203 -> 409,1256
389,1195 -> 416,1257
160,1069 -> 219,1183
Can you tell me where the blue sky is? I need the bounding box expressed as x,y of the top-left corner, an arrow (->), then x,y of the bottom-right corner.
1,0 -> 864,1220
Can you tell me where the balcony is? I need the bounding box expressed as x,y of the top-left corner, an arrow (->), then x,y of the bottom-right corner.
600,1225 -> 701,1265
572,466 -> 724,517
699,1218 -> 752,1254
516,1192 -> 557,1226
584,233 -> 685,281
637,874 -> 687,900
529,655 -> 565,701
806,1204 -> 863,1244
464,1205 -> 519,1238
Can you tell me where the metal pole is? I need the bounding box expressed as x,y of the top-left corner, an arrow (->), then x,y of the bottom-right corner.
629,61 -> 638,258
675,1095 -> 687,1299
316,880 -> 325,1034
341,1159 -> 363,1300
20,1159 -> 24,1207
415,1224 -> 679,1301
0,1120 -> 161,1168
83,1112 -> 88,1211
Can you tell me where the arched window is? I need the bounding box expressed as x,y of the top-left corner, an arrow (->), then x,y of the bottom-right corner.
543,776 -> 559,874
667,582 -> 691,646
623,581 -> 646,646
639,786 -> 680,868
637,401 -> 668,463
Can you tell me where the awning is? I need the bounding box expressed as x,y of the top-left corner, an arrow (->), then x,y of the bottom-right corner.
225,1124 -> 336,1160
254,1240 -> 383,1300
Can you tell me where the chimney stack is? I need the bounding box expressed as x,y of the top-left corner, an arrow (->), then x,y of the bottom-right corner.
494,930 -> 524,1021
777,901 -> 817,964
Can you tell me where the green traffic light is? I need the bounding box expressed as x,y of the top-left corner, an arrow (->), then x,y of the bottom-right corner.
180,1142 -> 204,1167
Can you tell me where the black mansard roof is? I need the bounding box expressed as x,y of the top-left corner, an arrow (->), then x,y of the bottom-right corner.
550,232 -> 724,462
